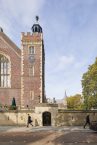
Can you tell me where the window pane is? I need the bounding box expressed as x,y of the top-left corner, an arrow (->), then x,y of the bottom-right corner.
29,46 -> 34,54
1,63 -> 3,74
0,54 -> 10,88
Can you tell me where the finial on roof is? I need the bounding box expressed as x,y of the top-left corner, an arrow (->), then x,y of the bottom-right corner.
31,16 -> 42,33
35,16 -> 39,23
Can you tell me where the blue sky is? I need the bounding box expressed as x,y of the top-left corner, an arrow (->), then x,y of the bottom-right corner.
0,0 -> 97,99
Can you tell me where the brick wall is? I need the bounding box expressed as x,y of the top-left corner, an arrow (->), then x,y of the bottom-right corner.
0,32 -> 21,106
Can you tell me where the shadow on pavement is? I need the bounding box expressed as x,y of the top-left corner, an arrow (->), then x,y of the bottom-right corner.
0,131 -> 54,145
53,131 -> 97,145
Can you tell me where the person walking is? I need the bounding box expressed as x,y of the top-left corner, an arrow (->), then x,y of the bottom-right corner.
84,114 -> 90,128
27,114 -> 33,127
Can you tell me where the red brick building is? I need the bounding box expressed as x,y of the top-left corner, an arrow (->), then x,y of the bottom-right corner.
0,18 -> 45,109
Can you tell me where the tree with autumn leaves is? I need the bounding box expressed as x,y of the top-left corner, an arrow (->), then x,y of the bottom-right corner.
67,58 -> 97,110
82,58 -> 97,110
67,94 -> 83,110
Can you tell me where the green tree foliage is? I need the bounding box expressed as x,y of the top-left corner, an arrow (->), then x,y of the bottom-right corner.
82,58 -> 97,110
10,97 -> 17,110
67,94 -> 82,110
12,97 -> 16,106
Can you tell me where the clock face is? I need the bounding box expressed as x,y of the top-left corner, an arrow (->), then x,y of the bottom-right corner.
29,55 -> 35,63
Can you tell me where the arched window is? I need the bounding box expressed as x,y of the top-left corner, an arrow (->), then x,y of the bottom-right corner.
0,54 -> 10,88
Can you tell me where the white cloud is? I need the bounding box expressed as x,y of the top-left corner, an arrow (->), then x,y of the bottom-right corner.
59,55 -> 74,65
46,55 -> 75,73
0,0 -> 45,42
56,55 -> 75,71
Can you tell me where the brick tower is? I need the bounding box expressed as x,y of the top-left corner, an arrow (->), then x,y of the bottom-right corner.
21,16 -> 45,109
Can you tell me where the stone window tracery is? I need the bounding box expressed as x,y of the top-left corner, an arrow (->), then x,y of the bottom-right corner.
0,54 -> 11,88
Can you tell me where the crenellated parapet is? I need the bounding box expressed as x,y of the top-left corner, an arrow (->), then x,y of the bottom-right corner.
21,32 -> 43,44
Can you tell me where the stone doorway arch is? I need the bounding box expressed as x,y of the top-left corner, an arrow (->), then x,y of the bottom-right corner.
42,112 -> 51,126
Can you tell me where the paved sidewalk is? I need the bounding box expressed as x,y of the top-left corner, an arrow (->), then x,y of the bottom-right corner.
0,126 -> 95,133
0,126 -> 97,145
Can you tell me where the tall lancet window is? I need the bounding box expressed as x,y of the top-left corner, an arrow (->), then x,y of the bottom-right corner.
0,54 -> 11,88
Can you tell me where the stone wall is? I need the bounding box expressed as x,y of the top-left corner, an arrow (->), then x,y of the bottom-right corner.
35,103 -> 58,126
0,104 -> 58,126
55,110 -> 97,126
0,110 -> 34,126
0,108 -> 97,126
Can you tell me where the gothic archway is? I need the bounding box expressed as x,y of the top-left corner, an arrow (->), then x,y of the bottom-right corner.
42,112 -> 51,126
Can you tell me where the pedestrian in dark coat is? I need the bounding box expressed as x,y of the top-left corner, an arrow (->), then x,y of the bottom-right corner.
27,114 -> 33,127
84,115 -> 90,128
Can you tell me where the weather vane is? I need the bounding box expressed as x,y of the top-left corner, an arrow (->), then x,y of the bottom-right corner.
36,16 -> 39,22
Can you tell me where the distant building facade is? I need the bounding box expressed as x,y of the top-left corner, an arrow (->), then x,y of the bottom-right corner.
0,17 -> 45,109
